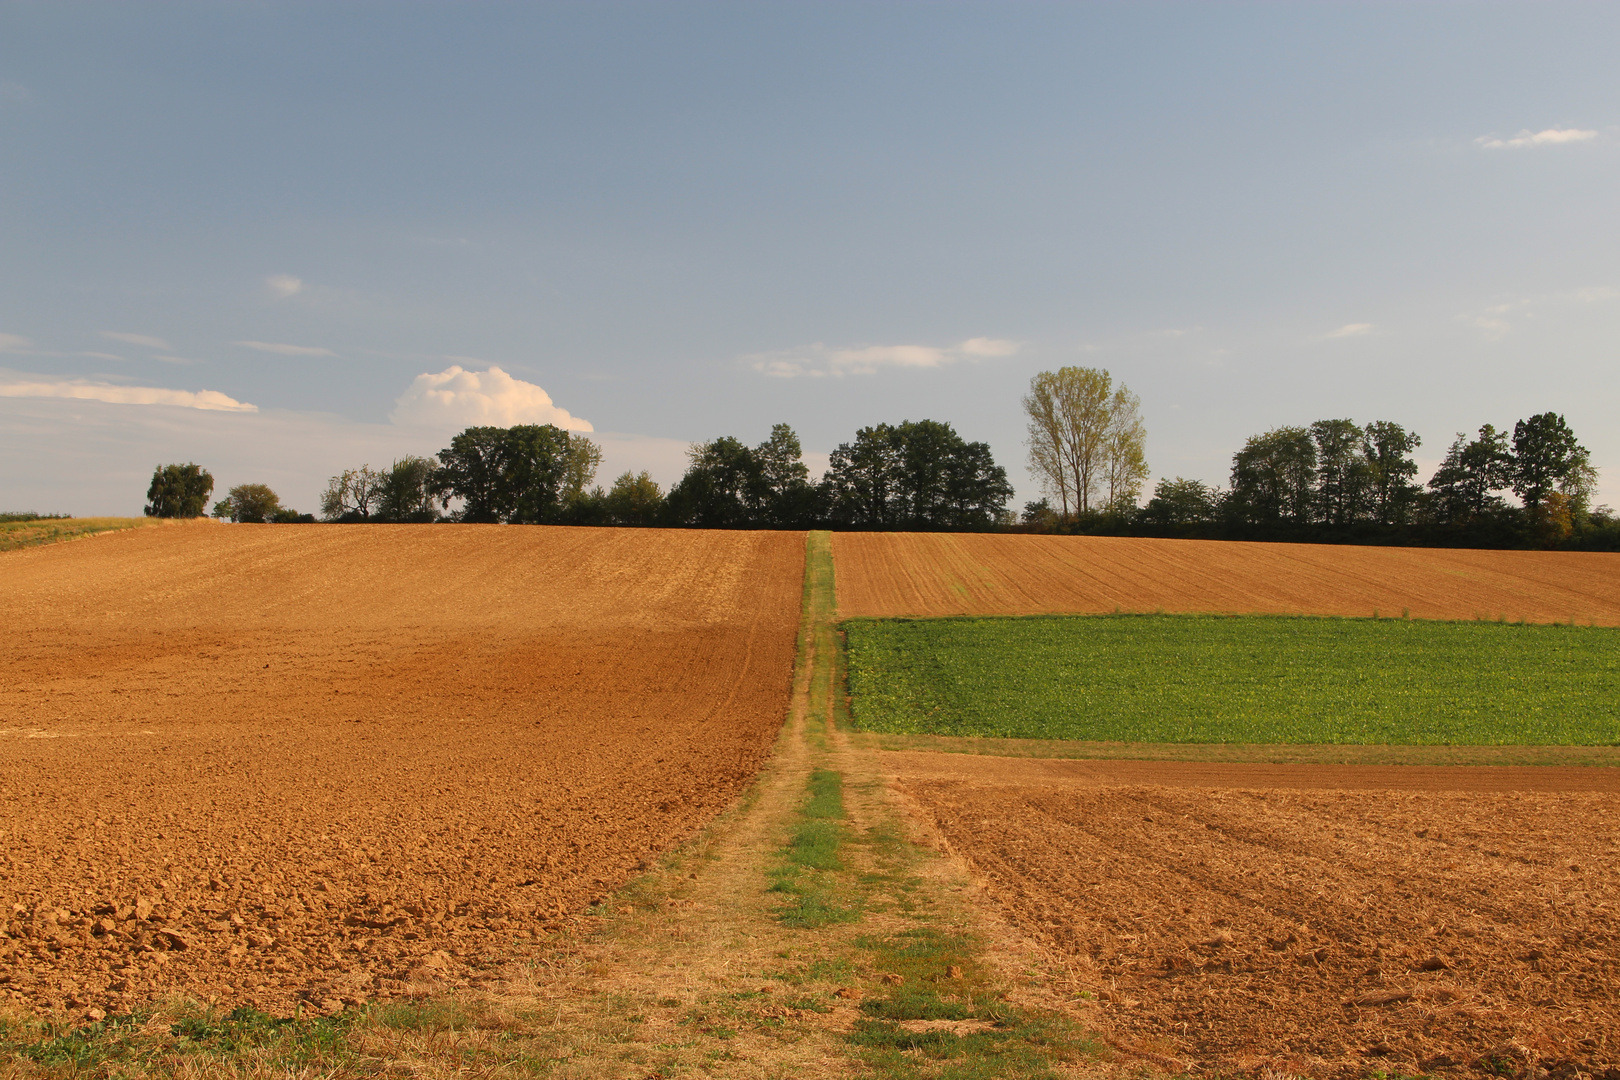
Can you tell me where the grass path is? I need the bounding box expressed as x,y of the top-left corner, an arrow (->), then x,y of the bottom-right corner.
2,531 -> 1116,1078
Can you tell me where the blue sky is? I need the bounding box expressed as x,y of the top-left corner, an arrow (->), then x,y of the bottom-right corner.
2,2 -> 1617,515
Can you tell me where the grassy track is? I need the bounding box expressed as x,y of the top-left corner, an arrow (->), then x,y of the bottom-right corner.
846,613 -> 1620,745
0,517 -> 155,551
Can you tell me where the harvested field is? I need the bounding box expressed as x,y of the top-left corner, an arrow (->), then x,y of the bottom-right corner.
0,522 -> 804,1019
890,753 -> 1620,1078
832,532 -> 1620,624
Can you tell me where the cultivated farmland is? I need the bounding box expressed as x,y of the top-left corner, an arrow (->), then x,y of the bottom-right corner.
0,522 -> 803,1018
839,532 -> 1620,1074
832,531 -> 1620,624
891,758 -> 1620,1075
846,614 -> 1620,744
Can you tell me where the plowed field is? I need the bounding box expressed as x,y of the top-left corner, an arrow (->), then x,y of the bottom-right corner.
0,523 -> 803,1018
832,532 -> 1620,624
891,755 -> 1620,1078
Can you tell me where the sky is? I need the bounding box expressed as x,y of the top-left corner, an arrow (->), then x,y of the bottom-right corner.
2,1 -> 1617,516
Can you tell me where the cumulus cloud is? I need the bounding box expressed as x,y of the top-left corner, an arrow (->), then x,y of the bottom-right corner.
0,375 -> 256,412
390,365 -> 592,431
0,333 -> 31,352
751,337 -> 1021,378
265,274 -> 304,299
101,331 -> 171,349
1477,128 -> 1598,149
233,340 -> 336,357
1325,322 -> 1374,339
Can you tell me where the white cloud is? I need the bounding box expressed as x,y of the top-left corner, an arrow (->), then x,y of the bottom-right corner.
958,336 -> 1021,358
0,333 -> 32,352
78,351 -> 127,362
0,374 -> 256,412
101,331 -> 171,350
233,340 -> 337,358
1325,322 -> 1374,339
265,274 -> 304,299
154,355 -> 205,366
1477,127 -> 1599,150
751,337 -> 1021,378
390,365 -> 592,431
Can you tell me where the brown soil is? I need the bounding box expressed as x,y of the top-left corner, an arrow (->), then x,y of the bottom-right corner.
832,532 -> 1620,625
0,522 -> 804,1020
887,752 -> 1620,1078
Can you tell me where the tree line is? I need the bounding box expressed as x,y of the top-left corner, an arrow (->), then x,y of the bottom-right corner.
142,366 -> 1612,549
1042,411 -> 1611,549
145,417 -> 1016,530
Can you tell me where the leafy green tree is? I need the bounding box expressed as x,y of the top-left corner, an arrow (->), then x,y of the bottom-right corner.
376,456 -> 441,522
320,466 -> 382,521
1140,477 -> 1223,526
212,483 -> 282,523
1362,421 -> 1422,525
1310,419 -> 1373,526
604,470 -> 665,526
1511,412 -> 1587,511
1226,427 -> 1317,525
755,423 -> 823,526
1021,499 -> 1060,528
433,426 -> 508,522
1427,425 -> 1513,523
824,420 -> 1012,528
433,425 -> 602,523
144,463 -> 215,518
663,424 -> 822,528
664,435 -> 764,527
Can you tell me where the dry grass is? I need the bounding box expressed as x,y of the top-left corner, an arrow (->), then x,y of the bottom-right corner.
0,516 -> 160,551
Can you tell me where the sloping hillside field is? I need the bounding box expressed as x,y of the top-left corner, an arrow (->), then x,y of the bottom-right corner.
0,523 -> 803,1017
832,531 -> 1620,623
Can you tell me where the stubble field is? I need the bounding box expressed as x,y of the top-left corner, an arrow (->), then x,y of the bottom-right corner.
0,522 -> 804,1019
840,531 -> 1620,1076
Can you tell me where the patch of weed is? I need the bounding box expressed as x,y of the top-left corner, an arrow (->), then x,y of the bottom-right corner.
368,998 -> 486,1032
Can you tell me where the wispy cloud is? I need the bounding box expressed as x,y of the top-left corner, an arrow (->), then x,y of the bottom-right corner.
1324,322 -> 1374,339
78,351 -> 126,362
101,331 -> 171,350
233,340 -> 336,358
154,355 -> 206,366
0,374 -> 256,412
750,337 -> 1021,378
390,365 -> 592,431
0,333 -> 32,352
265,274 -> 304,299
1476,127 -> 1598,150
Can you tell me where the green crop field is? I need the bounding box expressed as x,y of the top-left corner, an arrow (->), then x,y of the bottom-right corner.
844,614 -> 1620,745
